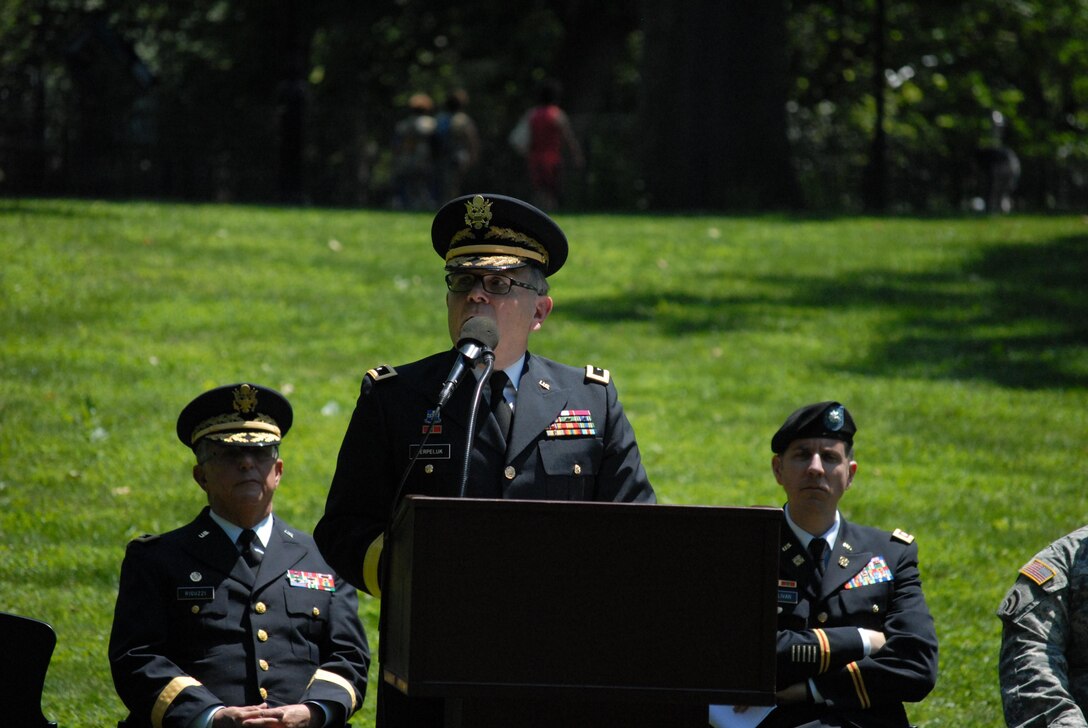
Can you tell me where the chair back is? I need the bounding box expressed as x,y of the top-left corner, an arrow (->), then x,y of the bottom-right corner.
1,611 -> 59,727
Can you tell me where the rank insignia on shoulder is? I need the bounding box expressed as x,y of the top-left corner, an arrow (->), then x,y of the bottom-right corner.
133,533 -> 159,543
366,365 -> 397,381
1020,558 -> 1057,587
584,365 -> 610,385
892,528 -> 915,544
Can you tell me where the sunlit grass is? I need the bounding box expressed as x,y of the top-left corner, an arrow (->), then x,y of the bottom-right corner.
2,199 -> 1087,726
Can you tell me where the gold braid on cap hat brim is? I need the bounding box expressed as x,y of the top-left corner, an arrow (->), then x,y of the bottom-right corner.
446,227 -> 549,266
191,414 -> 282,445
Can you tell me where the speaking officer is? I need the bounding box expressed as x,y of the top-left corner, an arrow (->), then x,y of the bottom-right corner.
314,193 -> 655,727
752,402 -> 938,728
109,384 -> 370,728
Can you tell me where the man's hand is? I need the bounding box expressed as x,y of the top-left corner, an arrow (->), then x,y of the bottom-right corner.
213,705 -> 271,727
242,704 -> 322,728
213,703 -> 322,728
775,682 -> 809,705
861,628 -> 887,654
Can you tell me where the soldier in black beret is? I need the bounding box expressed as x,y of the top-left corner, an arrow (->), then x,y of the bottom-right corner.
712,402 -> 938,727
109,384 -> 370,728
315,193 -> 655,727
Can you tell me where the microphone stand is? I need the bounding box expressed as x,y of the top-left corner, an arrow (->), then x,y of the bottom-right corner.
388,350 -> 495,515
458,352 -> 494,498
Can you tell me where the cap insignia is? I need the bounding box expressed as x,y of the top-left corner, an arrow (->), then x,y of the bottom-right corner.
464,195 -> 493,229
824,405 -> 845,431
233,384 -> 259,416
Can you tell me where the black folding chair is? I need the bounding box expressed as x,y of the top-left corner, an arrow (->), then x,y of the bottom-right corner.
1,611 -> 59,727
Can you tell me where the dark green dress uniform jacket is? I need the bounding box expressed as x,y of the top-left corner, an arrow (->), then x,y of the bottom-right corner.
313,349 -> 655,728
109,509 -> 370,728
767,516 -> 938,728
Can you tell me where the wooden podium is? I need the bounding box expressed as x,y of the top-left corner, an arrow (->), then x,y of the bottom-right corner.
382,497 -> 780,727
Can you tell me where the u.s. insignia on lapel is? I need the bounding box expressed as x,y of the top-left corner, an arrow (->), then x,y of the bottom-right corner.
545,410 -> 597,437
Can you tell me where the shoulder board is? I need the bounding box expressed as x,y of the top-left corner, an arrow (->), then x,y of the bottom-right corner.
584,365 -> 610,385
366,364 -> 398,381
892,528 -> 915,544
132,533 -> 159,543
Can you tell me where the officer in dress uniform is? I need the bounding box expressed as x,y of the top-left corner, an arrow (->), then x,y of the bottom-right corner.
732,402 -> 938,728
109,384 -> 370,728
314,193 -> 655,727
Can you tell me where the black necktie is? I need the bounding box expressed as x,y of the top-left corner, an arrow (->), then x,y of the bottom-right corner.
489,371 -> 513,443
809,538 -> 828,581
238,529 -> 264,568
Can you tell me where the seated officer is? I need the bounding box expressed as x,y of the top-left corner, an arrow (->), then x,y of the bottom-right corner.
714,402 -> 938,728
109,383 -> 370,728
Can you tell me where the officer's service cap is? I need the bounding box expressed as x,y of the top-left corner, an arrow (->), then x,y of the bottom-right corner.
176,383 -> 293,449
432,193 -> 568,276
771,401 -> 856,454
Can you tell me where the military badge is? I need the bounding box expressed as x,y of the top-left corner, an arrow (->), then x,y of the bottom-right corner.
233,383 -> 259,415
843,555 -> 893,589
464,194 -> 493,229
545,410 -> 597,437
287,570 -> 336,592
422,409 -> 442,434
823,405 -> 845,431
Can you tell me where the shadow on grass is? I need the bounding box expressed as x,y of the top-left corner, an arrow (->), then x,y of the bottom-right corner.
562,234 -> 1088,390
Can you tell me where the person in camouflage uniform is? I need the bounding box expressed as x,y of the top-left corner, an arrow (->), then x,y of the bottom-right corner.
998,525 -> 1088,727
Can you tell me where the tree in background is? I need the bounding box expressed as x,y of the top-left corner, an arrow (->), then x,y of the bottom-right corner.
0,0 -> 1084,212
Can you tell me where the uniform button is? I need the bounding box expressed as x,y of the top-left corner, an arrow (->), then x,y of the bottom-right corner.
424,464 -> 434,474
817,612 -> 828,623
872,604 -> 880,613
257,629 -> 268,642
191,605 -> 200,615
573,463 -> 582,475
255,602 -> 267,614
312,607 -> 321,617
259,687 -> 268,700
504,466 -> 516,480
259,659 -> 269,671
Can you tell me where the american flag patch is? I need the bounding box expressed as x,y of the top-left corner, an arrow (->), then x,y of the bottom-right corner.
287,570 -> 336,591
1020,559 -> 1056,586
545,410 -> 597,437
844,555 -> 893,589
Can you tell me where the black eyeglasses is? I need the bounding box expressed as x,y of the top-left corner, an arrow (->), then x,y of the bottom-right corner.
202,446 -> 279,466
445,272 -> 542,295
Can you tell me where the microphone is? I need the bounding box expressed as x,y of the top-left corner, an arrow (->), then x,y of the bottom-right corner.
436,316 -> 499,408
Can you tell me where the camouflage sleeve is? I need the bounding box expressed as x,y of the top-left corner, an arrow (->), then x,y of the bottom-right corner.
997,553 -> 1088,728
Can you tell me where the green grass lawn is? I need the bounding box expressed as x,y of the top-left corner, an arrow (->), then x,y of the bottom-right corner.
2,198 -> 1086,727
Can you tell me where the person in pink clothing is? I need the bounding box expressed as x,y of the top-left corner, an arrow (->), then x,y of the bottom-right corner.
518,80 -> 583,211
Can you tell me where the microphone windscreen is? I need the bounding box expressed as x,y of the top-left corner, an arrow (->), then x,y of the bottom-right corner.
459,316 -> 499,349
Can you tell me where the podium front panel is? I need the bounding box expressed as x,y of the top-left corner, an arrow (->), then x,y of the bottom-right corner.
384,497 -> 779,705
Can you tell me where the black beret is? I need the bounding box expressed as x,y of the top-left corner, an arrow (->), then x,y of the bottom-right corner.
771,401 -> 856,454
176,383 -> 293,450
431,193 -> 568,276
